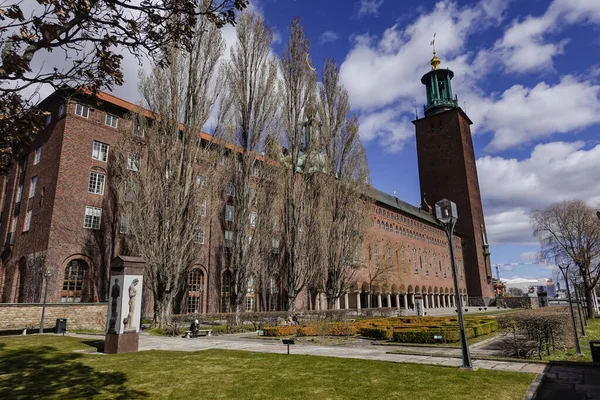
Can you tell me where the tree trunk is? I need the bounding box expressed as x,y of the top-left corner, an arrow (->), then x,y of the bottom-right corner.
585,288 -> 595,319
154,295 -> 174,329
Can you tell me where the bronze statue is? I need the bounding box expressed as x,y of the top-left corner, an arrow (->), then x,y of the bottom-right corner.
108,278 -> 120,334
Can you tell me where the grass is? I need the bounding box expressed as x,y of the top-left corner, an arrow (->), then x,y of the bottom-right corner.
0,335 -> 535,400
543,316 -> 600,362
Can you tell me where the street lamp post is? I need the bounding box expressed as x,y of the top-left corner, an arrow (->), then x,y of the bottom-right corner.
572,280 -> 586,336
39,270 -> 52,334
557,262 -> 582,355
435,198 -> 473,369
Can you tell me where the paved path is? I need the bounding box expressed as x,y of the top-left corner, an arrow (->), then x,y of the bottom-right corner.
532,363 -> 600,400
134,333 -> 545,373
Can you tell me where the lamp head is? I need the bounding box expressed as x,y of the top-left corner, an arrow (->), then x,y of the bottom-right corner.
435,198 -> 458,224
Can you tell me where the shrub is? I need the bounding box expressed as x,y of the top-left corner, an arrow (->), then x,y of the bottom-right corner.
359,327 -> 392,340
496,309 -> 571,359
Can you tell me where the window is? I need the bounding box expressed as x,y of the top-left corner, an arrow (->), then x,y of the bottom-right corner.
61,260 -> 86,302
413,248 -> 418,274
252,163 -> 259,177
58,104 -> 66,117
224,230 -> 233,247
16,184 -> 23,202
250,211 -> 257,227
225,204 -> 234,222
219,154 -> 226,165
201,200 -> 207,217
29,176 -> 37,198
374,243 -> 379,267
34,146 -> 42,165
84,206 -> 102,229
226,181 -> 235,196
401,247 -> 406,272
272,238 -> 280,254
433,253 -> 438,276
196,174 -> 206,187
424,251 -> 429,275
133,122 -> 144,137
45,114 -> 51,126
75,103 -> 89,118
88,171 -> 105,195
120,215 -> 128,234
92,141 -> 109,162
105,113 -> 118,128
23,210 -> 32,232
188,269 -> 204,313
127,153 -> 140,171
221,271 -> 232,312
194,228 -> 205,244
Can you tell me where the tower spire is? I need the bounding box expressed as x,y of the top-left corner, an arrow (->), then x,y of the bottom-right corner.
430,32 -> 441,70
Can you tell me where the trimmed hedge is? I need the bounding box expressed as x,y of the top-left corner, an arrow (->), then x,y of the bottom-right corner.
263,316 -> 498,344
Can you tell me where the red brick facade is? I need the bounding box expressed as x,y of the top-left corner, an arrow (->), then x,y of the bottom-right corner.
0,89 -> 479,315
413,108 -> 494,302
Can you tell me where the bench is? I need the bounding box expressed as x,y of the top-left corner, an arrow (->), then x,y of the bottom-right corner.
184,329 -> 213,338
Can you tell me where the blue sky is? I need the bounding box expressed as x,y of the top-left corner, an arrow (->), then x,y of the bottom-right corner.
95,0 -> 600,280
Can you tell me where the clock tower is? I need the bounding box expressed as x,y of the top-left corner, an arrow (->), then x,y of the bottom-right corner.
413,51 -> 494,305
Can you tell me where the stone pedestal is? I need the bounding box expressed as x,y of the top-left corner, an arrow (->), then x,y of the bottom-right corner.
105,331 -> 140,354
104,255 -> 145,354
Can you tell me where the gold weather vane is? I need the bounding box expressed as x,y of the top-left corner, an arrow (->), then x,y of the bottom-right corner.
430,32 -> 441,70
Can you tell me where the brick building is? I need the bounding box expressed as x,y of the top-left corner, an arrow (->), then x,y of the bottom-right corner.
0,55 -> 491,314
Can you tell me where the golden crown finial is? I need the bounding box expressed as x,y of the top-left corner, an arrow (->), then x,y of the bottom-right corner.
430,32 -> 440,70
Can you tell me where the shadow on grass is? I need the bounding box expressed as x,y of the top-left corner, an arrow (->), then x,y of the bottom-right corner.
0,343 -> 147,399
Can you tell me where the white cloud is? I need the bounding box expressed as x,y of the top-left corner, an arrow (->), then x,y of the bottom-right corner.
478,141 -> 600,244
319,31 -> 339,45
475,77 -> 600,151
341,0 -> 502,150
494,0 -> 600,73
357,0 -> 385,18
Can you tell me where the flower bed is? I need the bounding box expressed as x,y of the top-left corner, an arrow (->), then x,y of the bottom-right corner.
263,316 -> 498,343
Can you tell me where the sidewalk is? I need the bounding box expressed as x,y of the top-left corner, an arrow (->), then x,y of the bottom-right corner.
134,333 -> 546,373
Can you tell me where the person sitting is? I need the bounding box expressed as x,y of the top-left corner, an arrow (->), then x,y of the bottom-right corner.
292,314 -> 299,326
190,319 -> 199,338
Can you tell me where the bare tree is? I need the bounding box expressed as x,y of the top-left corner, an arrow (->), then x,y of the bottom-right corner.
278,18 -> 322,311
316,59 -> 371,309
363,241 -> 395,308
0,0 -> 249,174
216,11 -> 279,315
532,200 -> 600,318
110,16 -> 226,327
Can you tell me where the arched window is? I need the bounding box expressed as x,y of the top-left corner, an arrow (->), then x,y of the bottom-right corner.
61,260 -> 87,302
221,271 -> 232,312
187,268 -> 204,314
433,253 -> 438,276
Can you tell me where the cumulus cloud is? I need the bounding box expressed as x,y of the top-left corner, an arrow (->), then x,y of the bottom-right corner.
319,31 -> 339,45
341,0 -> 505,149
476,77 -> 600,151
357,0 -> 385,18
494,0 -> 600,73
478,141 -> 600,244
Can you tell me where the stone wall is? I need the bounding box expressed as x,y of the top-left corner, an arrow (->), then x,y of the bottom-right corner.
0,302 -> 107,331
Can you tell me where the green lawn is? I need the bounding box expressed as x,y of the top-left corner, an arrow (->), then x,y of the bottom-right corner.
0,336 -> 535,400
543,316 -> 600,362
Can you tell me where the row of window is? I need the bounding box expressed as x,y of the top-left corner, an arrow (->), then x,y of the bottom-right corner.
375,219 -> 450,248
376,206 -> 445,239
75,103 -> 122,130
370,242 -> 464,280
